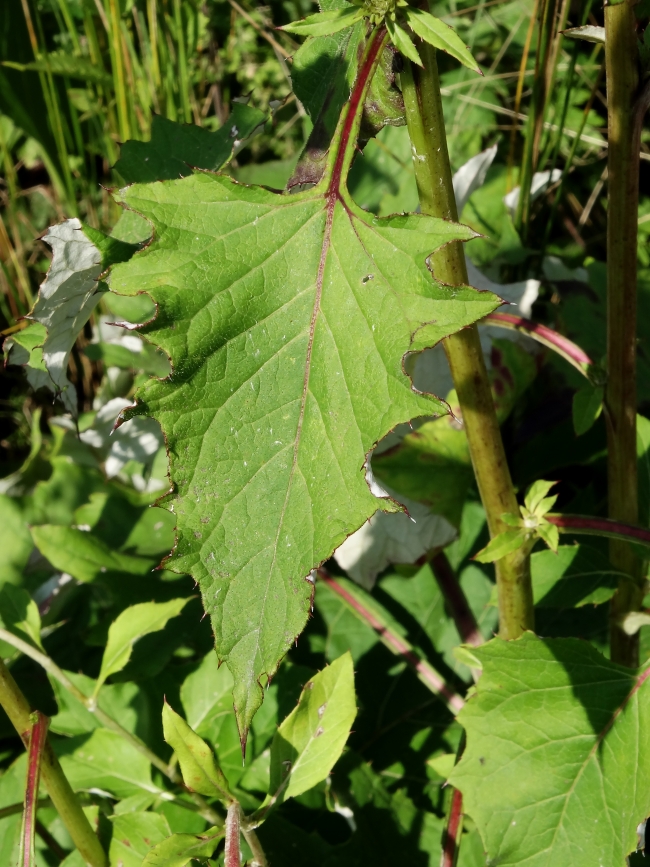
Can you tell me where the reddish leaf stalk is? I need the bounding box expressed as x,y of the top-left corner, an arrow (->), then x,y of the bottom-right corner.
319,570 -> 464,713
20,712 -> 49,867
548,514 -> 650,550
484,312 -> 592,375
440,787 -> 464,867
430,552 -> 482,647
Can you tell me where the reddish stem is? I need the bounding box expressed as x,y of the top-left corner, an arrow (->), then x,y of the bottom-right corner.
318,570 -> 464,713
431,552 -> 483,647
440,787 -> 464,867
485,312 -> 592,374
224,802 -> 241,867
21,712 -> 49,867
326,26 -> 387,203
548,514 -> 650,548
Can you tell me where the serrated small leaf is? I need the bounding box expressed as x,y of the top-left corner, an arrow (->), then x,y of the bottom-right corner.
473,529 -> 526,563
281,6 -> 363,36
386,17 -> 423,65
573,383 -> 603,436
525,479 -> 557,513
162,701 -> 232,801
404,8 -> 481,73
142,827 -> 225,867
114,106 -> 267,185
95,599 -> 190,694
0,585 -> 43,650
267,652 -> 356,806
449,634 -> 650,867
3,323 -> 50,393
536,521 -> 559,552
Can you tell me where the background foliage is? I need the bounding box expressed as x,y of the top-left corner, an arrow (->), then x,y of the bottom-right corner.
2,0 -> 650,863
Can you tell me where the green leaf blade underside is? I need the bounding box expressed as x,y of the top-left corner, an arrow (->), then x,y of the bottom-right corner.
449,633 -> 650,867
110,158 -> 498,739
268,651 -> 356,804
162,701 -> 232,801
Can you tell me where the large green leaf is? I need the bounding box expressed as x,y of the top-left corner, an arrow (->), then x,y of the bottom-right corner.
109,812 -> 171,867
449,633 -> 650,867
531,544 -> 625,607
114,105 -> 267,185
57,729 -> 158,799
30,524 -> 161,583
109,39 -> 499,740
142,827 -> 224,867
267,652 -> 356,805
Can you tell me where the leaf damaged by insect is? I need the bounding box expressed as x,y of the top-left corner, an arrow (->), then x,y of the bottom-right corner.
109,29 -> 500,744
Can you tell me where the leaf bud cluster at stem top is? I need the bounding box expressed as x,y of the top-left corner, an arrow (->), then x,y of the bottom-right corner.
362,0 -> 398,25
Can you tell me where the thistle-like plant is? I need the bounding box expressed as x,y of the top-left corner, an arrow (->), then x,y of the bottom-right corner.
280,0 -> 481,72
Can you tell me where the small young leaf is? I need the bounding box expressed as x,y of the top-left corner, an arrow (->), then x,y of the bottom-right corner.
95,599 -> 191,694
281,6 -> 363,36
404,8 -> 481,73
0,585 -> 43,650
267,652 -> 356,806
524,479 -> 558,514
473,529 -> 527,563
536,520 -> 559,553
572,383 -> 604,436
142,828 -> 225,867
450,634 -> 650,867
162,701 -> 232,802
386,17 -> 423,66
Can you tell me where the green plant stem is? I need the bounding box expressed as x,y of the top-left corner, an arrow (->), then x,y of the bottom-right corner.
514,0 -> 560,240
241,826 -> 268,867
400,47 -> 534,640
0,658 -> 108,867
604,0 -> 644,667
0,628 -> 223,827
107,0 -> 130,141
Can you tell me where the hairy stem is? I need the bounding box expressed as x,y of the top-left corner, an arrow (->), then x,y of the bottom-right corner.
400,47 -> 534,639
604,0 -> 644,666
0,659 -> 108,867
225,802 -> 242,867
0,629 -> 223,827
20,711 -> 48,867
